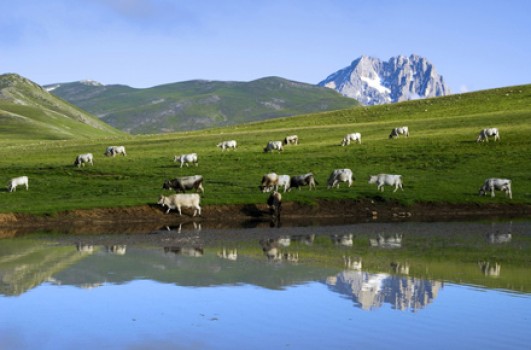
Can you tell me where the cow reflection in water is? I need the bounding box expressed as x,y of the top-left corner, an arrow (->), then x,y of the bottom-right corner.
218,248 -> 238,261
487,232 -> 512,244
391,262 -> 410,275
106,245 -> 127,255
370,234 -> 402,248
164,246 -> 204,257
76,244 -> 94,254
478,261 -> 501,277
343,256 -> 362,270
332,234 -> 353,247
259,238 -> 299,263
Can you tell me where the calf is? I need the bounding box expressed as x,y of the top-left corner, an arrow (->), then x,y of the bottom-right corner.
327,169 -> 354,189
174,153 -> 198,168
368,174 -> 403,192
7,176 -> 28,192
157,194 -> 202,216
163,175 -> 204,194
479,178 -> 512,199
289,173 -> 317,191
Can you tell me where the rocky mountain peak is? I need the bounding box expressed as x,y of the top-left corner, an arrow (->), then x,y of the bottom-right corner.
319,54 -> 450,105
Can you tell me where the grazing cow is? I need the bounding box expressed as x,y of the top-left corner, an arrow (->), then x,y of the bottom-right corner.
157,194 -> 201,216
289,173 -> 317,191
477,128 -> 500,142
7,176 -> 28,192
277,175 -> 291,192
262,175 -> 290,193
104,146 -> 127,157
263,141 -> 283,153
217,140 -> 237,151
368,174 -> 403,192
259,173 -> 279,192
174,153 -> 198,168
267,191 -> 282,217
389,126 -> 409,139
479,178 -> 512,199
162,175 -> 204,194
283,135 -> 299,145
341,133 -> 361,146
327,169 -> 354,189
74,153 -> 94,167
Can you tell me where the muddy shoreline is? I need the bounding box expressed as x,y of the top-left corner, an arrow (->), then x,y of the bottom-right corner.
1,199 -> 530,237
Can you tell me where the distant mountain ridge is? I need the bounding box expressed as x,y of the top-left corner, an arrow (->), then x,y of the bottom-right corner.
47,77 -> 359,134
0,73 -> 121,140
319,54 -> 450,105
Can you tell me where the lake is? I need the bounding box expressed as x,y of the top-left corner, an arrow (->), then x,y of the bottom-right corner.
1,219 -> 530,349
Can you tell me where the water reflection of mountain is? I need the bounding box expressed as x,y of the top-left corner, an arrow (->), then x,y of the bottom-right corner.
326,270 -> 443,311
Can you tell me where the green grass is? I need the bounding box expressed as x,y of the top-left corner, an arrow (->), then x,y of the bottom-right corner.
0,84 -> 530,214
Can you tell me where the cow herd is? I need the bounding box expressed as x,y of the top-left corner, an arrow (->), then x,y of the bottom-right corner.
5,126 -> 513,216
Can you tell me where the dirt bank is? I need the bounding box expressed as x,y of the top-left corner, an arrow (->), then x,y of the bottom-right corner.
1,199 -> 530,237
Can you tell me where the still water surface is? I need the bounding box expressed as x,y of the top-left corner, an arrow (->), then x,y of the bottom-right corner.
1,220 -> 530,349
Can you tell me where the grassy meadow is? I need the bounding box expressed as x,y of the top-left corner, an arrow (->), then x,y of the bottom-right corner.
0,84 -> 530,214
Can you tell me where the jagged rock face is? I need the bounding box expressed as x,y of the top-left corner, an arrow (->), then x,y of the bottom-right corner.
319,54 -> 451,105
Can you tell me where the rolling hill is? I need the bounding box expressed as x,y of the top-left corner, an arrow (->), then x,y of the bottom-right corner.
0,74 -> 122,141
46,77 -> 360,134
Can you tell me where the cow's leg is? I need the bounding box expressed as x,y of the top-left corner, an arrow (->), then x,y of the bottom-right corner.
165,207 -> 171,214
177,206 -> 182,216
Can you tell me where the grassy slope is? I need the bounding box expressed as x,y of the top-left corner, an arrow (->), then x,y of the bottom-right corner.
0,74 -> 122,141
0,84 -> 530,214
48,77 -> 359,134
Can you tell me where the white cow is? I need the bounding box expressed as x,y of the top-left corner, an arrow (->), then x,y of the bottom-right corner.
217,140 -> 237,151
104,146 -> 127,157
341,133 -> 361,146
277,175 -> 291,192
263,141 -> 283,153
389,126 -> 409,139
477,128 -> 500,142
157,194 -> 202,216
74,153 -> 94,167
174,153 -> 198,168
479,178 -> 512,199
7,176 -> 28,192
283,135 -> 299,145
327,169 -> 354,189
368,174 -> 403,192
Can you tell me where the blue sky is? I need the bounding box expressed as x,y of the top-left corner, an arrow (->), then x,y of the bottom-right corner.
2,0 -> 530,93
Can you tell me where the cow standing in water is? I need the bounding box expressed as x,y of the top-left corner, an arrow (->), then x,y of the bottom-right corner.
267,191 -> 282,218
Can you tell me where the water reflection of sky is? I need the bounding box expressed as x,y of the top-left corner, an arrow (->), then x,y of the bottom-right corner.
1,280 -> 530,350
1,220 -> 531,349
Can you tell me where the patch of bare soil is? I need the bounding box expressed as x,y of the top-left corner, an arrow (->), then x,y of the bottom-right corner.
0,199 -> 530,237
